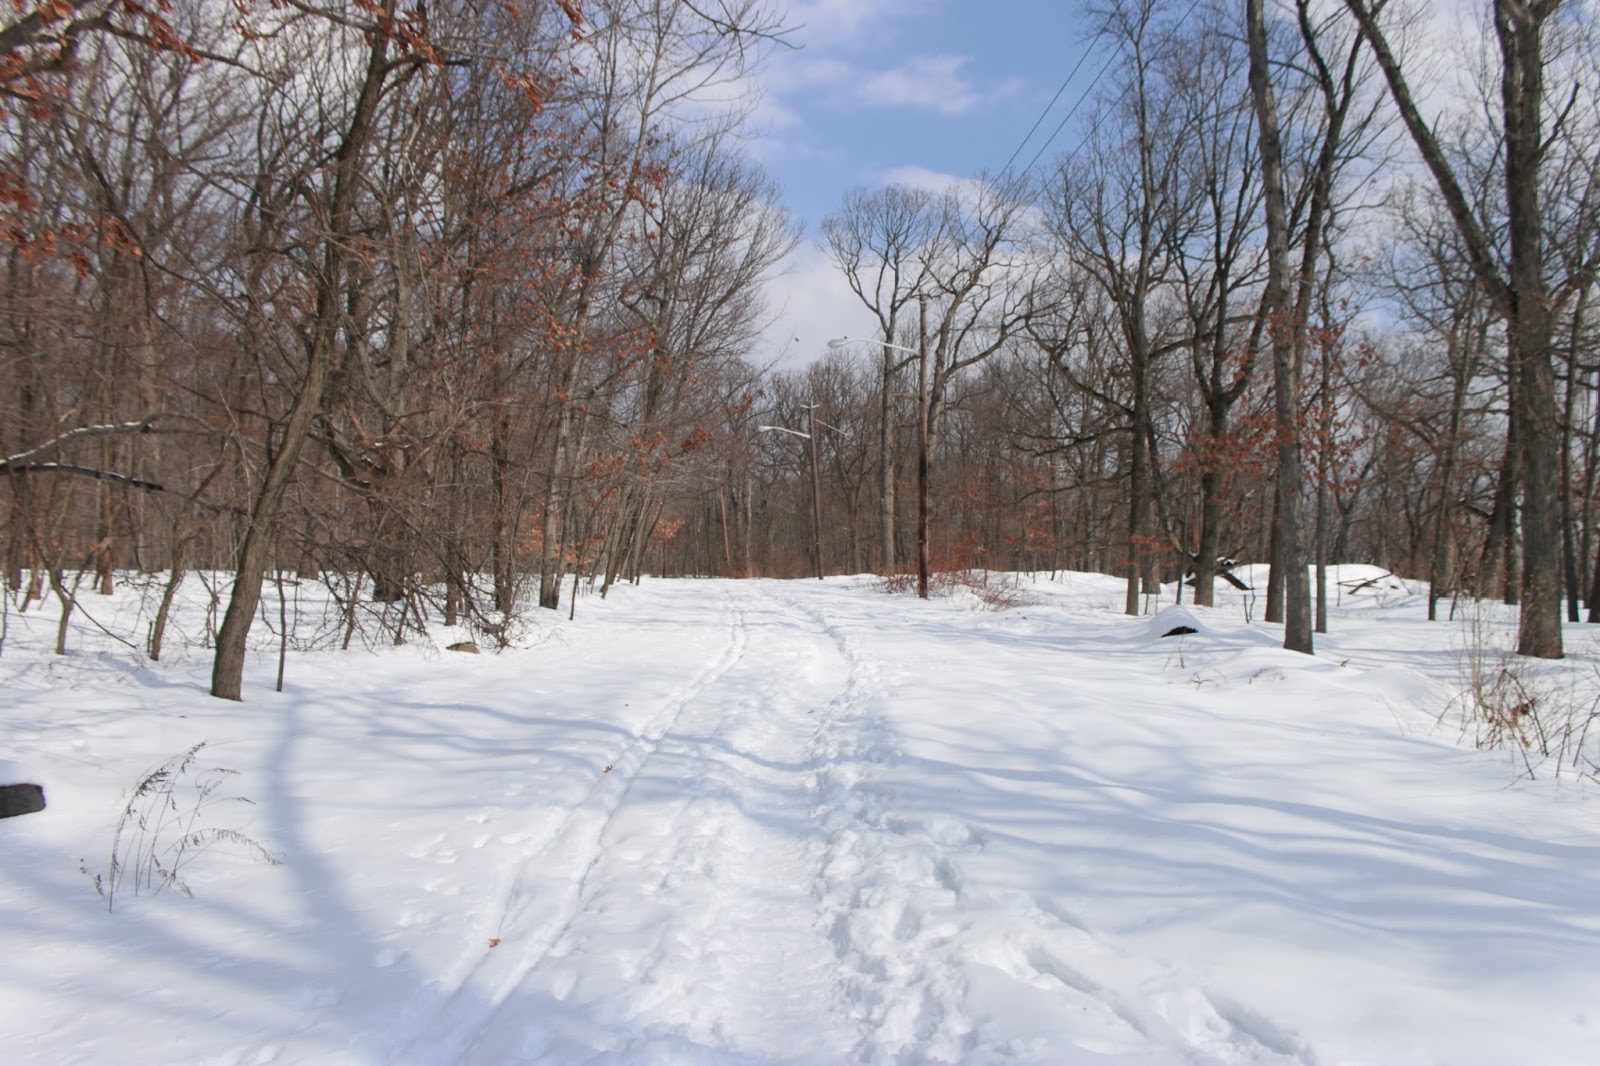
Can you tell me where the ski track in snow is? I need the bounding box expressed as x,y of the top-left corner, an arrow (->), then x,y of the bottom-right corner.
783,589 -> 978,1062
373,581 -> 1314,1066
383,582 -> 908,1064
389,591 -> 755,1062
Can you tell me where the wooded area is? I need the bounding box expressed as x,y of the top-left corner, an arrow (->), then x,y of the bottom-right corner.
2,0 -> 1597,697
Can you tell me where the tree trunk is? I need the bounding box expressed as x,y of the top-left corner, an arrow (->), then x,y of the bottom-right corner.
211,12 -> 400,699
1265,500 -> 1284,623
1344,0 -> 1562,657
1482,430 -> 1516,601
1588,535 -> 1600,624
1193,460 -> 1223,608
1248,0 -> 1313,654
1428,331 -> 1472,621
1561,331 -> 1581,621
1499,1 -> 1563,657
1124,410 -> 1146,617
879,345 -> 897,572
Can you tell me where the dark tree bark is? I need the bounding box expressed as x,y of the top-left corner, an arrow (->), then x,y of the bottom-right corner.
1247,0 -> 1314,654
1344,0 -> 1565,657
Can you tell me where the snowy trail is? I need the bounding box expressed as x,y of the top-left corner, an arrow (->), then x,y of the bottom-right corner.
384,581 -> 1299,1065
779,584 -> 1309,1066
391,583 -> 867,1064
6,571 -> 1600,1066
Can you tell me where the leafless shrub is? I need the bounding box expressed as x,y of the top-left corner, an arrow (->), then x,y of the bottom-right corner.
877,569 -> 1035,611
93,742 -> 279,911
1450,608 -> 1600,781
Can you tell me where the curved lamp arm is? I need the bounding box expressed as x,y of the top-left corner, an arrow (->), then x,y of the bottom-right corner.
828,336 -> 920,356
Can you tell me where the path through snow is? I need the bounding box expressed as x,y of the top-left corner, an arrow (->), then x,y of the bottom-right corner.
3,573 -> 1600,1064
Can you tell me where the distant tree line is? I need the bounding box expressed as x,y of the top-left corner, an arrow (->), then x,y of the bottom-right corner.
2,0 -> 1596,696
767,0 -> 1596,661
0,0 -> 795,696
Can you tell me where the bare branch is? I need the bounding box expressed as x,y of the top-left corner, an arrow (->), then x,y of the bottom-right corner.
0,414 -> 178,469
2,463 -> 163,492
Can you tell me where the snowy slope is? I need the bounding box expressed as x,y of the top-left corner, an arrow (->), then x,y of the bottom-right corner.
2,571 -> 1599,1065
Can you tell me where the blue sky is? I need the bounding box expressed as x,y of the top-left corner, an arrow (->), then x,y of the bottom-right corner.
745,0 -> 1103,369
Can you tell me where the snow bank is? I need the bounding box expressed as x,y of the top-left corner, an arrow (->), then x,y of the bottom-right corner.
1143,604 -> 1205,640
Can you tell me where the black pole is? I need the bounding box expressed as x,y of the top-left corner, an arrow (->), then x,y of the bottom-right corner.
808,403 -> 824,580
917,297 -> 930,600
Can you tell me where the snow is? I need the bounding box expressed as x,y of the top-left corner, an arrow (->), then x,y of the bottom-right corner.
3,568 -> 1600,1065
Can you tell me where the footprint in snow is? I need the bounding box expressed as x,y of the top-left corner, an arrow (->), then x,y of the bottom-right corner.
290,985 -> 343,1009
404,833 -> 446,860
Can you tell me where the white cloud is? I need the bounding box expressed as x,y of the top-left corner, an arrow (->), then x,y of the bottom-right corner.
858,54 -> 984,116
877,164 -> 966,194
763,0 -> 1019,123
783,0 -> 924,49
747,91 -> 804,134
767,55 -> 855,92
874,166 -> 1021,220
769,51 -> 1017,120
756,243 -> 881,372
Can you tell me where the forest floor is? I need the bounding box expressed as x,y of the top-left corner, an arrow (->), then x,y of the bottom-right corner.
3,566 -> 1600,1065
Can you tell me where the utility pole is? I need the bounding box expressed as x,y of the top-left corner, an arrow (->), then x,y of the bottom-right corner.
759,412 -> 826,581
917,296 -> 930,600
826,331 -> 927,595
806,402 -> 824,580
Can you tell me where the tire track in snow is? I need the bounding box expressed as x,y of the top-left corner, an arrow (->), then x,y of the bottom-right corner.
967,889 -> 1318,1065
389,593 -> 749,1064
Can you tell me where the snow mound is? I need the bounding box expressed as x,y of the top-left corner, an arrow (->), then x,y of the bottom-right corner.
0,758 -> 35,784
1143,605 -> 1206,640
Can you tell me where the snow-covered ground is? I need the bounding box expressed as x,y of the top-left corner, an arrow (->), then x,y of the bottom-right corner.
3,567 -> 1600,1065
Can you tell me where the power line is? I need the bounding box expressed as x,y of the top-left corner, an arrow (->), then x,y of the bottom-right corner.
997,26 -> 1109,177
1014,47 -> 1121,181
1005,0 -> 1209,191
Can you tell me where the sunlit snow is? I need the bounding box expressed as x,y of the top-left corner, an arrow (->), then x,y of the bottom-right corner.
3,568 -> 1599,1064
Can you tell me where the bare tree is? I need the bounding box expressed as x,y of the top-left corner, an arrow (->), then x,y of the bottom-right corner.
532,0 -> 786,612
1343,0 -> 1596,658
1042,0 -> 1195,616
1161,4 -> 1265,607
822,184 -> 936,571
211,0 -> 444,699
1248,0 -> 1314,653
605,134 -> 796,589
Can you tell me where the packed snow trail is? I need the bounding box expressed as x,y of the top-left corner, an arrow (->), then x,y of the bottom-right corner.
775,583 -> 1311,1066
374,579 -> 1308,1065
4,571 -> 1600,1065
384,584 -> 868,1064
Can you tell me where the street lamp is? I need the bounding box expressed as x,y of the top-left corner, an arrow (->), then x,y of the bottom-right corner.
828,321 -> 931,600
758,405 -> 825,581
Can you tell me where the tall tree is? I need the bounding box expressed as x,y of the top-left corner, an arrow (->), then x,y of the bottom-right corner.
1247,0 -> 1314,653
532,0 -> 785,611
1162,5 -> 1264,607
1045,0 -> 1194,615
823,184 -> 936,571
1343,0 -> 1588,658
212,0 -> 444,699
